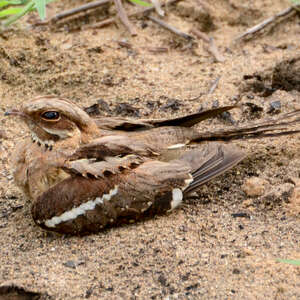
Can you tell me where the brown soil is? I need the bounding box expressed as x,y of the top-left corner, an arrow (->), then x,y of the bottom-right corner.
0,0 -> 300,299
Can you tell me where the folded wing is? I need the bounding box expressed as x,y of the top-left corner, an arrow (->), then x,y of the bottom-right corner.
32,143 -> 245,234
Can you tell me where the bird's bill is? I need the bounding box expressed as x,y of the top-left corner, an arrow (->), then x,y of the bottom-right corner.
4,109 -> 26,118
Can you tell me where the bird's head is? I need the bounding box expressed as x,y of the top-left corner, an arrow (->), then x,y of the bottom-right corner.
5,96 -> 98,150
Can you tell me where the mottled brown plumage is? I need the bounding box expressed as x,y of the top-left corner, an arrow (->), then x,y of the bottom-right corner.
6,95 -> 300,234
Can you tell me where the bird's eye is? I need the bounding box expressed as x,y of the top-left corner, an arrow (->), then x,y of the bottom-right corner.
41,111 -> 60,120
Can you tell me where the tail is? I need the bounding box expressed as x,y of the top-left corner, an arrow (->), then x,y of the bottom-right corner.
94,106 -> 236,131
148,105 -> 237,127
175,110 -> 300,194
95,105 -> 300,139
178,143 -> 246,194
194,109 -> 300,141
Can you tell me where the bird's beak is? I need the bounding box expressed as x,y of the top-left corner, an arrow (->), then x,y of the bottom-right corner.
4,109 -> 26,118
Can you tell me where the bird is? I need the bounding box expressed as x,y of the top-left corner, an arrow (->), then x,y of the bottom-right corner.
5,95 -> 300,235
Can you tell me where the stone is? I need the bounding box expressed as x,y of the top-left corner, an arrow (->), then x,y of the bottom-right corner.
242,177 -> 268,197
242,198 -> 254,208
63,260 -> 77,269
268,100 -> 281,114
176,2 -> 215,32
261,183 -> 294,208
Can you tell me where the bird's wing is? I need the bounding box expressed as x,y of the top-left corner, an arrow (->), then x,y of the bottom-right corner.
93,117 -> 154,131
69,135 -> 159,161
31,159 -> 192,234
178,143 -> 246,194
32,143 -> 245,235
63,154 -> 145,179
63,134 -> 159,178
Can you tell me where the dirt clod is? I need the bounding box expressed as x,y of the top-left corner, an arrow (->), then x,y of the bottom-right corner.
242,177 -> 269,197
289,185 -> 300,215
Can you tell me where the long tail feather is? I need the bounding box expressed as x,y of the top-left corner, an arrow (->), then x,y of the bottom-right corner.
148,106 -> 237,128
195,109 -> 300,141
94,106 -> 237,131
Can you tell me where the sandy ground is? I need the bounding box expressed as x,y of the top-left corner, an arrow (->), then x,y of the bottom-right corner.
0,0 -> 299,299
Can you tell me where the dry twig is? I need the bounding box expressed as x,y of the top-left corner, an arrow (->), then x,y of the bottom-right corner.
35,0 -> 110,25
116,40 -> 133,49
114,0 -> 137,36
191,29 -> 225,62
150,0 -> 165,16
88,18 -> 113,29
235,6 -> 299,41
146,46 -> 169,53
208,76 -> 221,94
85,0 -> 181,30
147,15 -> 193,40
185,92 -> 204,101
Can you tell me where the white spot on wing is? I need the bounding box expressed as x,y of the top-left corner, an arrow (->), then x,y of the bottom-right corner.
168,188 -> 183,211
183,174 -> 194,191
44,185 -> 118,228
167,143 -> 186,150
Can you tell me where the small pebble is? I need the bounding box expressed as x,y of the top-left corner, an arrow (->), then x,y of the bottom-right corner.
84,103 -> 101,116
0,130 -> 7,139
63,260 -> 77,269
242,198 -> 254,208
231,212 -> 250,219
268,100 -> 281,114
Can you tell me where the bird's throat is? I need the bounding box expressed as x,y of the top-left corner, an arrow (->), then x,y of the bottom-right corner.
31,132 -> 54,150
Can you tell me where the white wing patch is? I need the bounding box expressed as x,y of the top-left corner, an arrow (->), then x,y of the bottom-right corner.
168,188 -> 183,211
183,174 -> 193,190
44,185 -> 118,228
167,143 -> 186,150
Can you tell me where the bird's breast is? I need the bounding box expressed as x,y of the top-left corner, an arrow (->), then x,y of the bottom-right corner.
13,140 -> 70,200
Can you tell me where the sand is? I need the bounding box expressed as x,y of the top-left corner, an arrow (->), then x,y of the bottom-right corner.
0,0 -> 299,299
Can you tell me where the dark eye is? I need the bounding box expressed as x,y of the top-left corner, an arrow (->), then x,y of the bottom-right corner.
41,111 -> 60,120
